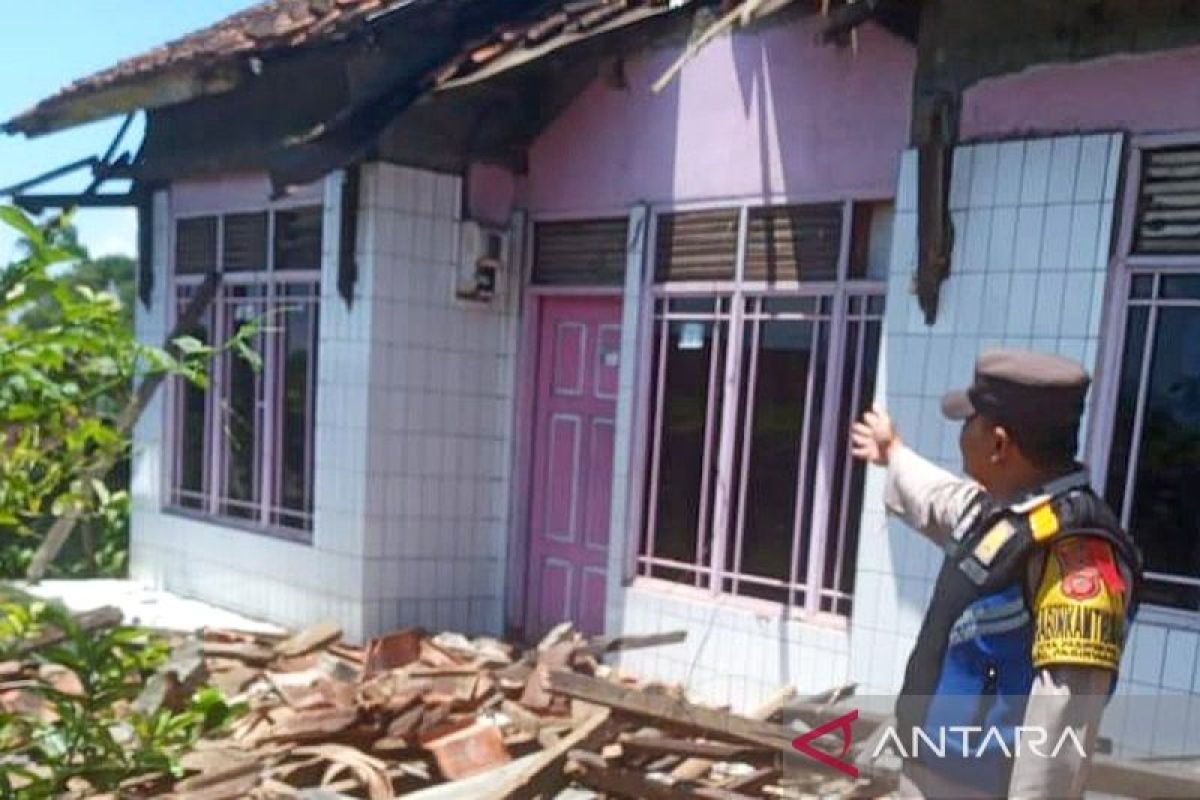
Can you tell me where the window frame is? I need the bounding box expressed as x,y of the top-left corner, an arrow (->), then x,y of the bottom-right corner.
165,204 -> 322,543
1094,132 -> 1200,617
632,198 -> 888,620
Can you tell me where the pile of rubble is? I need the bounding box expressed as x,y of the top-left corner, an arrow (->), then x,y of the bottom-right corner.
126,620 -> 891,799
9,604 -> 1197,799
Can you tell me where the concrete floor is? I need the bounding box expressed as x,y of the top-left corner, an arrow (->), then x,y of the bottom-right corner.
15,578 -> 284,634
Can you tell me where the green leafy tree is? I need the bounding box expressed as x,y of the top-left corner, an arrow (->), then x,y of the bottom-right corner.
0,206 -> 253,577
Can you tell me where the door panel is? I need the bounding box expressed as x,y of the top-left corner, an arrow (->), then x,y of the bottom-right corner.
526,296 -> 621,638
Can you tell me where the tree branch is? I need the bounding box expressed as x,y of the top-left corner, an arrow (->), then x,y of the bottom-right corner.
25,271 -> 222,581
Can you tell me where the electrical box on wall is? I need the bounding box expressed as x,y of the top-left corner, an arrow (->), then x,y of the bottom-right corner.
456,220 -> 507,302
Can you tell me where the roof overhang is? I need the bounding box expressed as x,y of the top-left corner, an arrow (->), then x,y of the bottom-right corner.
3,62 -> 245,137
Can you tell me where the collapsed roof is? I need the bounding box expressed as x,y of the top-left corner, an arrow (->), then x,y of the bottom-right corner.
2,0 -> 915,192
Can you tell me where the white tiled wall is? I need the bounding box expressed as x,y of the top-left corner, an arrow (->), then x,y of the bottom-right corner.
850,135 -> 1124,694
131,164 -> 518,642
356,163 -> 519,638
612,586 -> 852,710
850,135 -> 1200,757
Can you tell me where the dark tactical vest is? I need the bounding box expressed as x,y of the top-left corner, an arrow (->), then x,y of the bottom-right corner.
895,470 -> 1142,794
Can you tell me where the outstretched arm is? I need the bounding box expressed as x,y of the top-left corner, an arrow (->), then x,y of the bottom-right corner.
851,407 -> 980,546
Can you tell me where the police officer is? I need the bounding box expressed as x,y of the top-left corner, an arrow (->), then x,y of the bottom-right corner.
851,349 -> 1141,799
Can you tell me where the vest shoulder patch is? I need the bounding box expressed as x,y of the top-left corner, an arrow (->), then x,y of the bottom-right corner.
1032,537 -> 1126,671
1028,502 -> 1060,542
973,519 -> 1016,566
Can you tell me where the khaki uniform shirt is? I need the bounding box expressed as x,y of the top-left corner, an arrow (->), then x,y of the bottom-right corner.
885,445 -> 1124,800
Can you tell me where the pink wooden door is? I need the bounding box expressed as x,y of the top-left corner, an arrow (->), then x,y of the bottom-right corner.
526,296 -> 622,639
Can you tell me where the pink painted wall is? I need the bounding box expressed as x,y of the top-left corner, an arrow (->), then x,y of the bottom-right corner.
524,16 -> 915,213
466,163 -> 518,226
962,43 -> 1200,140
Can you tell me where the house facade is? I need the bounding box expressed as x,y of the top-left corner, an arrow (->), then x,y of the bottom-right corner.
4,0 -> 1198,752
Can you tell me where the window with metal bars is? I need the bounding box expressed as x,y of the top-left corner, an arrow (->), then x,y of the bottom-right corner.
1101,140 -> 1200,612
638,201 -> 889,617
168,207 -> 322,540
1104,268 -> 1200,611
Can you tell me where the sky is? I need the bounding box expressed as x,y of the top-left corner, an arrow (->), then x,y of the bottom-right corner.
0,1 -> 255,262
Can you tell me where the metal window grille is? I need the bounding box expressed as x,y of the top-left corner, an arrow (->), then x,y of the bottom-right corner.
167,207 -> 322,540
1103,268 -> 1200,611
638,201 -> 886,618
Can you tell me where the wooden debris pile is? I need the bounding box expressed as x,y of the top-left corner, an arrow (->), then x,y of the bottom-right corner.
9,604 -> 1198,799
123,617 -> 897,799
144,621 -> 723,799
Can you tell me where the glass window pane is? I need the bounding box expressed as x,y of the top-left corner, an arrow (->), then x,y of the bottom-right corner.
642,317 -> 724,581
1161,274 -> 1200,300
1104,306 -> 1150,519
274,293 -> 318,530
1123,305 -> 1200,610
219,290 -> 266,520
1130,274 -> 1154,299
761,296 -> 819,315
667,296 -> 719,315
824,317 -> 883,600
222,212 -> 268,272
173,288 -> 210,509
726,318 -> 825,603
275,207 -> 323,272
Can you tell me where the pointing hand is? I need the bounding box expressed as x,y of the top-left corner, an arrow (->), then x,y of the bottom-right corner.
851,405 -> 900,466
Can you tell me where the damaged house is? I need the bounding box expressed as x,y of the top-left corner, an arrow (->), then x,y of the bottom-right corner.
3,0 -> 1198,756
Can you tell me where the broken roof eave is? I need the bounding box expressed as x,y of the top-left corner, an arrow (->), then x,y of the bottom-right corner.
433,3 -> 679,93
3,61 -> 247,138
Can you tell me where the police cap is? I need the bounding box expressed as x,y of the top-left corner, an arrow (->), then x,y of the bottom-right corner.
941,349 -> 1090,432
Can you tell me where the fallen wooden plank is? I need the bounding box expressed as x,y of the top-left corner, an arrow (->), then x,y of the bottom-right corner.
584,630 -> 687,656
402,752 -> 541,800
549,670 -> 796,753
275,621 -> 343,659
721,766 -> 779,793
8,605 -> 122,658
621,734 -> 765,761
672,686 -> 797,783
202,640 -> 276,665
484,708 -> 612,799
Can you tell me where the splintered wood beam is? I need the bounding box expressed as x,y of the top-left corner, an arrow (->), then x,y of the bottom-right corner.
671,686 -> 797,782
0,157 -> 97,197
721,766 -> 779,793
547,671 -> 795,753
585,630 -> 687,656
13,192 -> 137,212
620,735 -> 767,762
489,709 -> 611,799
